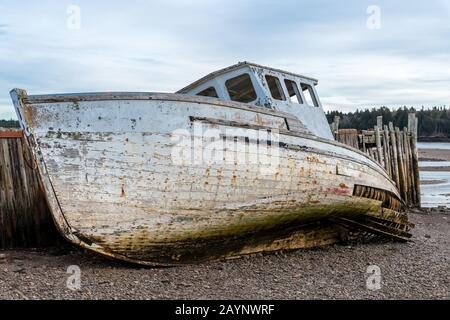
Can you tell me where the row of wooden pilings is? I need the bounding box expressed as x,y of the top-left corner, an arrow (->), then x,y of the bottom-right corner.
331,113 -> 421,207
0,129 -> 60,248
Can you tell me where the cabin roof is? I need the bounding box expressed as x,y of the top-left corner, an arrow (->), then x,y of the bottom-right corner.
177,61 -> 319,94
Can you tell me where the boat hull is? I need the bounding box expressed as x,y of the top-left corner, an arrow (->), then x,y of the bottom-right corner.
11,90 -> 402,265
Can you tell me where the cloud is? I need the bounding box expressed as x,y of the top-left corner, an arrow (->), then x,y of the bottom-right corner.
0,23 -> 8,36
0,0 -> 449,120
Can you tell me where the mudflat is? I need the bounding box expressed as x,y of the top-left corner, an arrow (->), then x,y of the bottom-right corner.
0,210 -> 448,300
419,148 -> 450,162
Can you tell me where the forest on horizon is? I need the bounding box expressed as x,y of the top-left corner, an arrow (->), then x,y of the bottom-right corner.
0,119 -> 20,128
1,106 -> 450,139
325,106 -> 450,139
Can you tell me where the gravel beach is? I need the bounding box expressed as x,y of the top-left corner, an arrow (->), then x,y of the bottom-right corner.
0,210 -> 448,300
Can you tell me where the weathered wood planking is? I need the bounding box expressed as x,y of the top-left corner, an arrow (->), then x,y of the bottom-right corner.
0,130 -> 60,248
335,129 -> 359,149
11,89 -> 405,265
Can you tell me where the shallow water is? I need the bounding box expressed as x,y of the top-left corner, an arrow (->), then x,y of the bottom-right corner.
419,161 -> 450,167
419,142 -> 450,208
417,142 -> 450,150
420,171 -> 450,208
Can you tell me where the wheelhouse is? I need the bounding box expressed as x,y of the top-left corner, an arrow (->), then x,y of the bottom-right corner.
177,62 -> 333,140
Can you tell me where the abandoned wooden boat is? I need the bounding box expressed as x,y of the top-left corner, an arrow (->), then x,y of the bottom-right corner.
10,62 -> 412,265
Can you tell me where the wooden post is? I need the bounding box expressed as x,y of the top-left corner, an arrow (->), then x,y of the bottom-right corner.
383,125 -> 392,177
0,132 -> 60,248
403,127 -> 412,202
404,127 -> 415,204
377,116 -> 383,131
389,122 -> 401,192
409,114 -> 421,206
333,116 -> 340,139
395,127 -> 407,203
376,116 -> 383,168
374,125 -> 384,168
407,113 -> 413,133
360,134 -> 366,152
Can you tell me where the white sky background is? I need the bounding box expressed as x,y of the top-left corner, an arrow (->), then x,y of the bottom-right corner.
1,0 -> 450,119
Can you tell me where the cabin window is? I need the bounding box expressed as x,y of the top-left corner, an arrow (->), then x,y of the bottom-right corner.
265,75 -> 286,101
196,86 -> 218,98
284,79 -> 303,104
225,74 -> 257,103
301,83 -> 319,107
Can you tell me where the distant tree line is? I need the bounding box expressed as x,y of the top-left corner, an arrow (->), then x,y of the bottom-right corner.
326,106 -> 450,139
0,119 -> 20,128
1,106 -> 450,139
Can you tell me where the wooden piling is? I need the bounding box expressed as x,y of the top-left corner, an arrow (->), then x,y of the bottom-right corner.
376,116 -> 383,131
336,129 -> 359,149
332,114 -> 421,208
403,126 -> 413,203
383,125 -> 392,177
388,122 -> 401,192
374,125 -> 384,169
0,130 -> 60,248
334,116 -> 340,134
395,127 -> 408,202
361,133 -> 366,152
408,113 -> 421,206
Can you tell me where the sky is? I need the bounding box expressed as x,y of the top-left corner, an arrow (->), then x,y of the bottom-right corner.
1,0 -> 450,119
